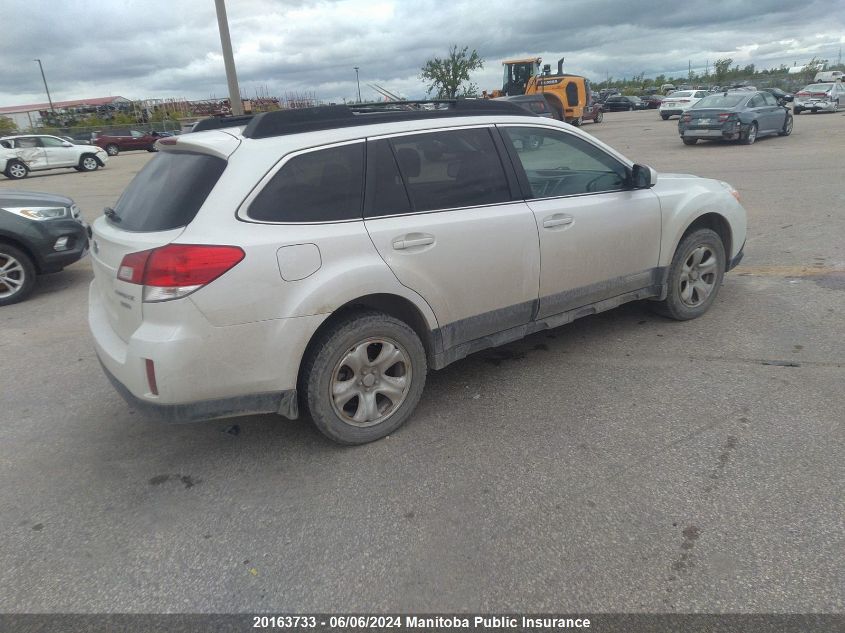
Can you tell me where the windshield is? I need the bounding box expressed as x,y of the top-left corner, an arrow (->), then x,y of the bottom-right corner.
694,94 -> 747,108
668,91 -> 693,98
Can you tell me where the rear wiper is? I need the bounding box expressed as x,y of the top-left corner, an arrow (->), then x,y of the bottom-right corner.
103,207 -> 121,223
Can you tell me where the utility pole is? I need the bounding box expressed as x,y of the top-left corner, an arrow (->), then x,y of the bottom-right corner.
214,0 -> 243,115
354,67 -> 362,103
34,59 -> 55,115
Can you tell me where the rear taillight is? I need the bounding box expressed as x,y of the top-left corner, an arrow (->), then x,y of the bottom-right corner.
718,113 -> 736,122
117,244 -> 244,302
677,99 -> 689,102
796,92 -> 809,97
811,92 -> 828,98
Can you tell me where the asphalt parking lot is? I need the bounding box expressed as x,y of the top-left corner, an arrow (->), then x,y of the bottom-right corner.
1,111 -> 843,613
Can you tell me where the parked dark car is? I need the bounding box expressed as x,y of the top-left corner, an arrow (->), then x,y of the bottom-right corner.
0,190 -> 89,305
762,88 -> 794,104
493,94 -> 555,118
678,90 -> 792,145
93,129 -> 166,156
602,95 -> 648,111
638,94 -> 663,109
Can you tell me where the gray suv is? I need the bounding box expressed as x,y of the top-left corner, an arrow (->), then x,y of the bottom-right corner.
89,100 -> 747,444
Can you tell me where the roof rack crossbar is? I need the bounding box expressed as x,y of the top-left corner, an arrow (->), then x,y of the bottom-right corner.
242,100 -> 533,140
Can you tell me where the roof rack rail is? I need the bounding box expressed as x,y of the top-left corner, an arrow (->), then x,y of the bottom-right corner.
192,114 -> 256,133
242,99 -> 533,140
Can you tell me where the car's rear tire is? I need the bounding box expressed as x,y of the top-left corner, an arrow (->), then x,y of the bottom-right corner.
778,115 -> 793,136
570,116 -> 583,127
651,228 -> 726,321
79,155 -> 99,171
682,137 -> 698,145
594,110 -> 603,123
302,311 -> 427,445
105,144 -> 119,156
793,107 -> 802,115
740,122 -> 758,145
4,160 -> 29,180
0,243 -> 36,306
661,113 -> 670,120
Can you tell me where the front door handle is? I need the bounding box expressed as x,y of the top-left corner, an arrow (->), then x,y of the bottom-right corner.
392,234 -> 435,250
543,214 -> 574,229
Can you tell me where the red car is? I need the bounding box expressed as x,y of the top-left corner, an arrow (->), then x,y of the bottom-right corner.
579,101 -> 604,124
93,129 -> 164,156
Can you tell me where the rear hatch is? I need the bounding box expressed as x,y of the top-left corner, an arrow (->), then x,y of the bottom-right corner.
90,140 -> 233,342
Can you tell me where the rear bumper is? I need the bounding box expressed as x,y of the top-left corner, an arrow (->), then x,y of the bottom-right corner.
97,357 -> 296,422
89,281 -> 326,419
794,103 -> 836,112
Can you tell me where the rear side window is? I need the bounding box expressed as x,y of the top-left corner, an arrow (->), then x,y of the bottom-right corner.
389,128 -> 510,212
365,140 -> 412,218
248,142 -> 364,222
112,151 -> 226,232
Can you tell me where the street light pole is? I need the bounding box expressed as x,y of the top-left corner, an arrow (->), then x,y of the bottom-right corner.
354,67 -> 362,103
34,59 -> 56,115
214,0 -> 244,115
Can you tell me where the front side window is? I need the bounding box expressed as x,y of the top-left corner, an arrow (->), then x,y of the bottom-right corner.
130,131 -> 144,138
502,126 -> 628,198
389,128 -> 510,212
762,93 -> 778,106
748,95 -> 766,108
40,136 -> 65,147
248,142 -> 364,222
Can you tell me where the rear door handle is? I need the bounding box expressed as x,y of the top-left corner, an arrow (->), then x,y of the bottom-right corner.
543,214 -> 574,228
392,235 -> 435,250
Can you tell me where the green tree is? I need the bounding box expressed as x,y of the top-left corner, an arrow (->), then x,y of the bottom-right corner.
0,116 -> 17,135
420,45 -> 484,99
713,57 -> 733,84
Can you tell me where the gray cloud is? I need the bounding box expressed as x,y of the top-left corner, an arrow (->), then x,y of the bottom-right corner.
2,0 -> 842,107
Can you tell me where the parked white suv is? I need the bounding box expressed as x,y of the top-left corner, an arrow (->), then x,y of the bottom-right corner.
89,101 -> 747,444
1,135 -> 108,179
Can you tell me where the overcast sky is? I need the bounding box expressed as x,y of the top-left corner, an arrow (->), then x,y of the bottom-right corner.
2,0 -> 843,107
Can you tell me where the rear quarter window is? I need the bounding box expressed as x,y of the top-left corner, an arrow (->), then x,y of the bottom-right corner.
247,142 -> 365,223
111,151 -> 226,232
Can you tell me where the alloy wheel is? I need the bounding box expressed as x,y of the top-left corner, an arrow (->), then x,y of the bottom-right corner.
679,246 -> 718,307
330,337 -> 412,427
8,163 -> 27,178
0,253 -> 26,299
82,157 -> 98,170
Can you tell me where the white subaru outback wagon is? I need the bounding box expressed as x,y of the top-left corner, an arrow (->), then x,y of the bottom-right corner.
89,100 -> 747,444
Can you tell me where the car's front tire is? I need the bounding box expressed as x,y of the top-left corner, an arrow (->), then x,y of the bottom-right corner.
793,107 -> 802,115
779,115 -> 793,136
594,110 -> 603,123
302,311 -> 427,445
661,113 -> 670,120
4,160 -> 29,180
651,228 -> 726,321
0,243 -> 36,306
79,155 -> 99,171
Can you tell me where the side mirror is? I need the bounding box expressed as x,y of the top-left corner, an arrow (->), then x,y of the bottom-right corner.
62,141 -> 73,147
631,163 -> 657,189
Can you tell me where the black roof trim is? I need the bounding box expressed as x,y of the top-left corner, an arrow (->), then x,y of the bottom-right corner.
242,100 -> 535,140
192,115 -> 255,132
